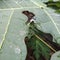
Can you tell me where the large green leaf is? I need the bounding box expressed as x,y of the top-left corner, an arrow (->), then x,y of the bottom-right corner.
0,0 -> 60,60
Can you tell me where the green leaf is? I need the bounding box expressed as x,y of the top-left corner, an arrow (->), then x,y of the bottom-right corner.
0,0 -> 60,60
44,0 -> 60,13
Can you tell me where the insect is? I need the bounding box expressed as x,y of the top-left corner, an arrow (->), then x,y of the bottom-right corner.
22,11 -> 35,24
23,10 -> 60,60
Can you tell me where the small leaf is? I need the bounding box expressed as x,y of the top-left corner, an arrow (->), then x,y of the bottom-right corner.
44,0 -> 60,13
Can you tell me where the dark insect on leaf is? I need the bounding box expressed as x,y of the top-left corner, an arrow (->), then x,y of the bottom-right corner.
22,11 -> 35,24
24,22 -> 60,60
29,21 -> 60,51
23,11 -> 60,60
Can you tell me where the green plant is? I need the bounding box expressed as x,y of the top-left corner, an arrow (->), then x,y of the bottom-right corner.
44,0 -> 60,13
0,0 -> 60,60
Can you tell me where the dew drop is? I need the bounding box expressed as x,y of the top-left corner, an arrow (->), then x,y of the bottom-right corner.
15,47 -> 21,54
10,45 -> 13,48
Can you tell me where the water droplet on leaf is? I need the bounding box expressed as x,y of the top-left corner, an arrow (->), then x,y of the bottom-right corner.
15,47 -> 21,54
